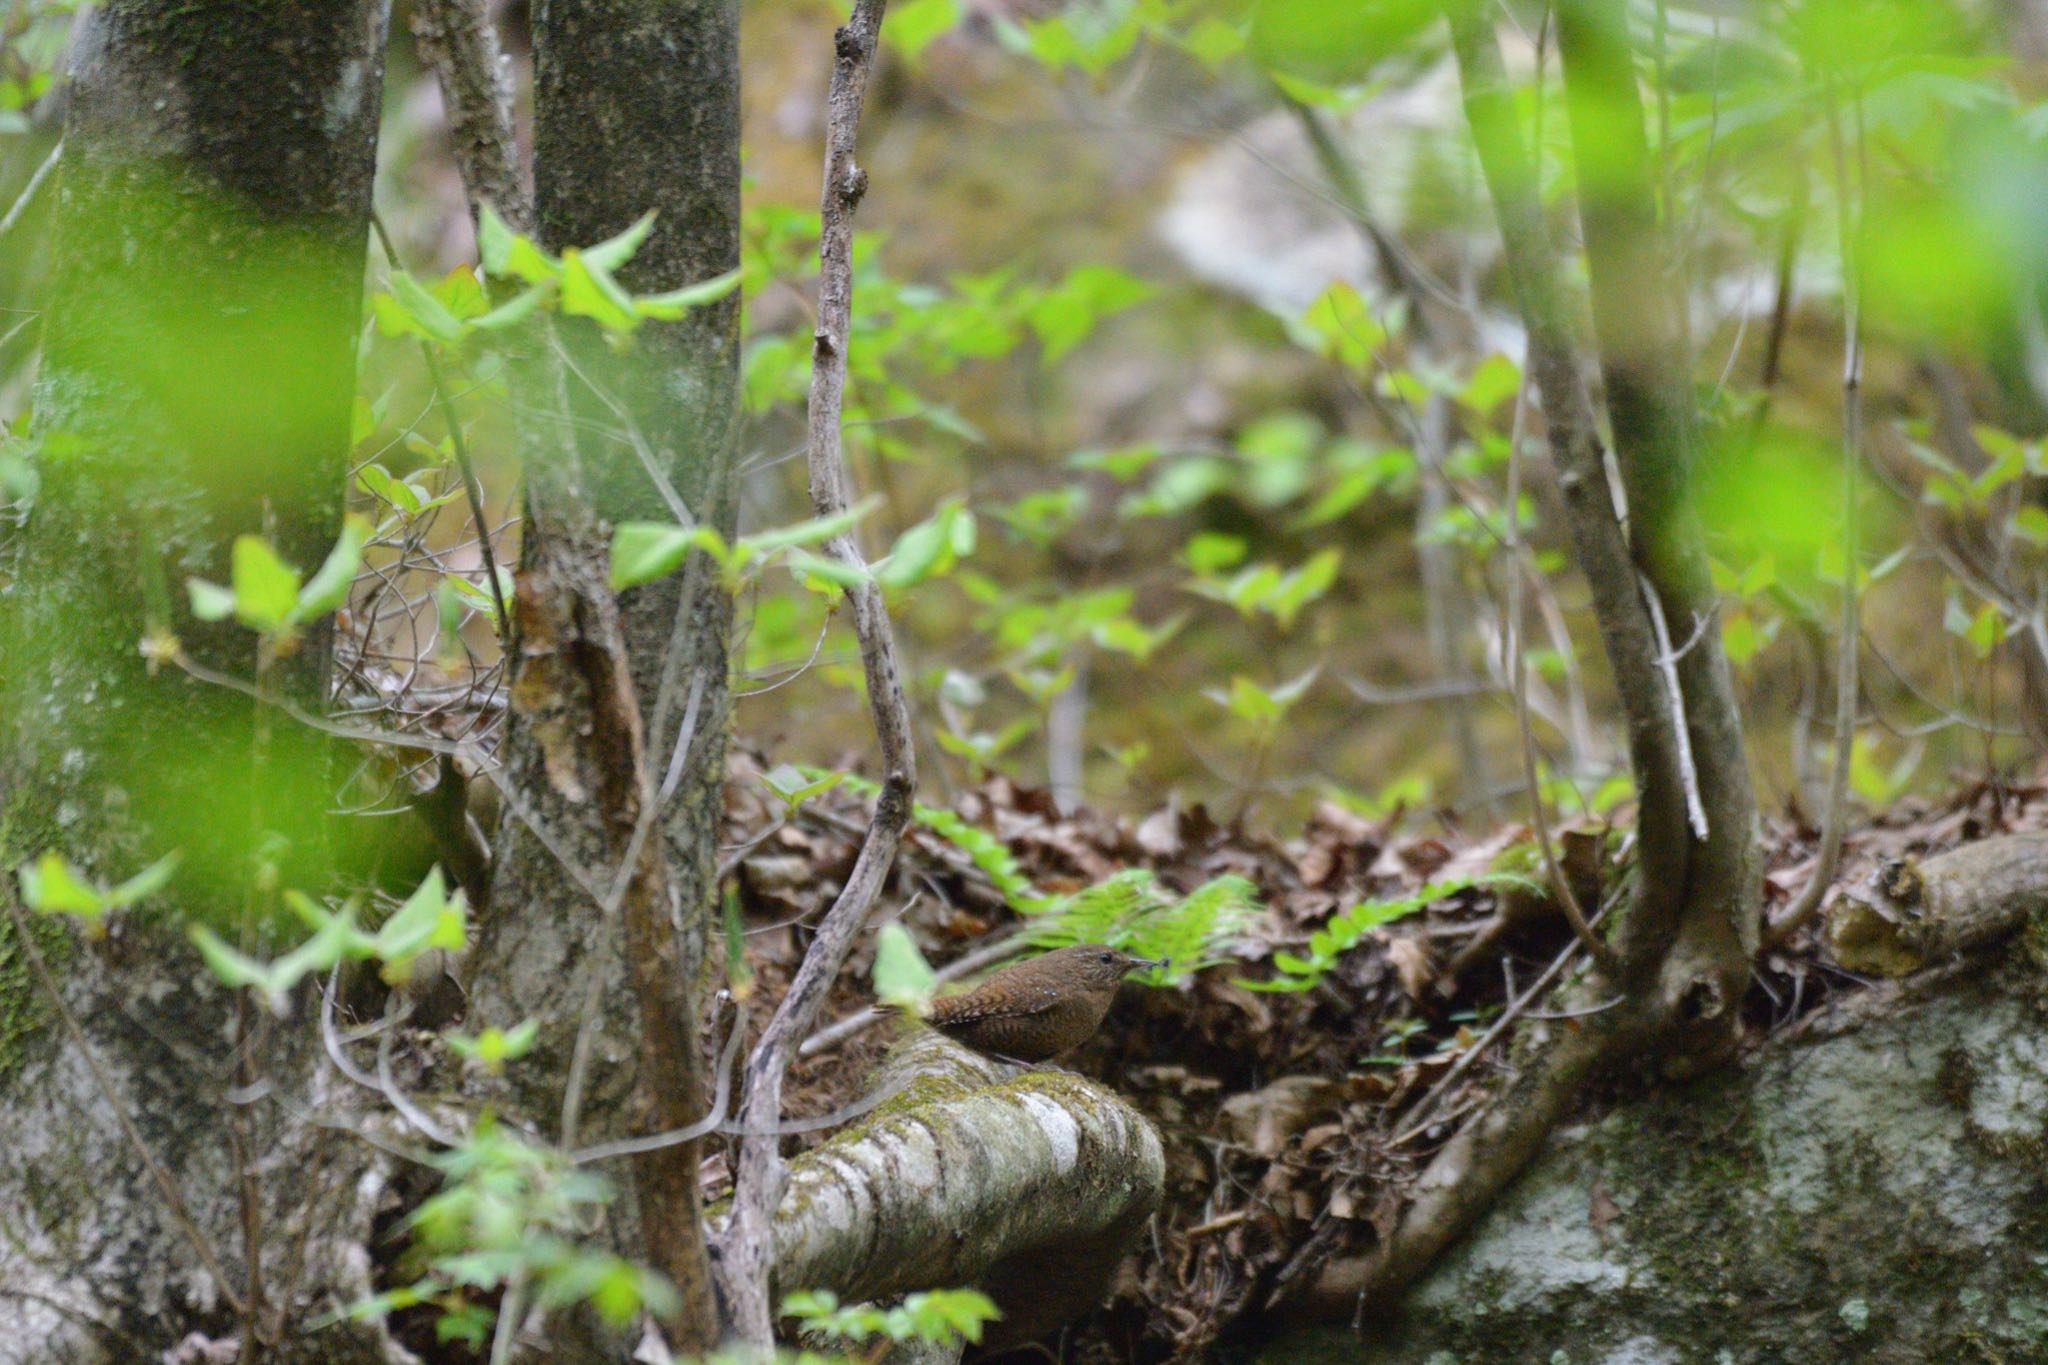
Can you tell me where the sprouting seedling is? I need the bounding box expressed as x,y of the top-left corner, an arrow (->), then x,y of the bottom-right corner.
445,1019 -> 541,1075
188,868 -> 468,1014
18,850 -> 182,939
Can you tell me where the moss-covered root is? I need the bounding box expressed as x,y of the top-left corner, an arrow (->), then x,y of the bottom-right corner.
759,1030 -> 1164,1350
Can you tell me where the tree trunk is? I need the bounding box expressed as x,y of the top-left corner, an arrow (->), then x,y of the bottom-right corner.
0,1 -> 390,1359
463,0 -> 741,1352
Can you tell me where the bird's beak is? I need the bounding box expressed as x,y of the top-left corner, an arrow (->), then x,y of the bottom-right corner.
1129,956 -> 1166,974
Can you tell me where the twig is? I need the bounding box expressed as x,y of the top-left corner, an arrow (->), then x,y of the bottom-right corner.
1765,88 -> 1863,951
0,138 -> 58,243
718,0 -> 914,1344
1637,572 -> 1709,839
3,896 -> 250,1319
568,999 -> 744,1163
1393,905 -> 1605,1142
369,212 -> 512,634
1504,376 -> 1616,972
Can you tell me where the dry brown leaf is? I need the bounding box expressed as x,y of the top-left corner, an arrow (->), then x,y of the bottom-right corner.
1385,934 -> 1435,1000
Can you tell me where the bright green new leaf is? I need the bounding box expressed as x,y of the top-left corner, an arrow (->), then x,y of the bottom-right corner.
105,851 -> 183,908
357,462 -> 424,514
186,577 -> 237,622
609,522 -> 702,590
447,1019 -> 541,1074
1296,281 -> 1387,369
389,270 -> 468,345
635,268 -> 742,321
784,548 -> 872,593
374,867 -> 469,984
295,515 -> 372,623
872,923 -> 937,1010
1181,531 -> 1248,574
884,0 -> 961,65
231,534 -> 303,632
580,210 -> 657,274
764,763 -> 845,810
1092,612 -> 1185,662
469,285 -> 548,333
560,248 -> 639,333
1027,265 -> 1154,362
876,501 -> 975,591
741,496 -> 880,557
19,851 -> 107,921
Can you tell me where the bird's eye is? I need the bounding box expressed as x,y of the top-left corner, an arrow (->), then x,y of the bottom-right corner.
1099,952 -> 1115,963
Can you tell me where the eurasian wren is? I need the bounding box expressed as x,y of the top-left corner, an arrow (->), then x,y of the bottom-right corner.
920,944 -> 1160,1063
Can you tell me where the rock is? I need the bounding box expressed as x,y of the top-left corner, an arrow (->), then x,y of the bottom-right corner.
1258,959 -> 2048,1364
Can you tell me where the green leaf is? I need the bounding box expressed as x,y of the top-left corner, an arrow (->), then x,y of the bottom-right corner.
785,548 -> 872,592
1091,612 -> 1184,662
609,522 -> 700,590
741,496 -> 880,557
1180,15 -> 1245,69
1460,353 -> 1522,412
2013,505 -> 2048,546
581,210 -> 658,274
19,852 -> 106,918
1295,281 -> 1387,368
433,266 -> 489,320
763,763 -> 845,810
231,535 -> 303,633
1269,548 -> 1341,628
356,462 -> 424,514
1250,0 -> 1441,86
477,204 -> 561,284
884,0 -> 961,64
1181,531 -> 1248,574
876,501 -> 975,591
186,578 -> 237,622
560,248 -> 639,333
635,268 -> 743,321
872,923 -> 937,1009
470,285 -> 549,333
372,868 -> 468,984
294,515 -> 371,623
1026,265 -> 1154,362
105,851 -> 183,908
390,270 -> 467,345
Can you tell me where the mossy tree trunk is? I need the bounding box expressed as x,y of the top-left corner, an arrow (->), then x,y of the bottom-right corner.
0,1 -> 392,1359
464,0 -> 741,1352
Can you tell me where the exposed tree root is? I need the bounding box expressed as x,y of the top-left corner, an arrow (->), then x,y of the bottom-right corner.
739,1030 -> 1164,1351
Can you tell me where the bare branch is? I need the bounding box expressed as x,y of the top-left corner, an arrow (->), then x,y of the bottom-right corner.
1766,90 -> 1863,952
718,0 -> 916,1344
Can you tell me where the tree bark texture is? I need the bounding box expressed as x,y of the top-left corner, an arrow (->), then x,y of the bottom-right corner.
1827,832 -> 2048,976
0,1 -> 391,1358
464,0 -> 741,1351
745,1031 -> 1165,1352
1298,4 -> 1768,1323
1553,0 -> 1760,1031
533,0 -> 742,943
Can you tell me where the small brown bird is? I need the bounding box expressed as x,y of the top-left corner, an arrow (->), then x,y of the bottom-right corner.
920,944 -> 1161,1063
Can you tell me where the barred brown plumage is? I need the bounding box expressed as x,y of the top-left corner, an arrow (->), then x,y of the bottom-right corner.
915,944 -> 1160,1063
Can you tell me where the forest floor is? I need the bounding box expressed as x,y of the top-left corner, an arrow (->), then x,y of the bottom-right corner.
721,747 -> 2048,1361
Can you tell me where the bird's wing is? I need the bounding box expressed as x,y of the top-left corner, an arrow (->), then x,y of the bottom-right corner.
926,980 -> 1062,1026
